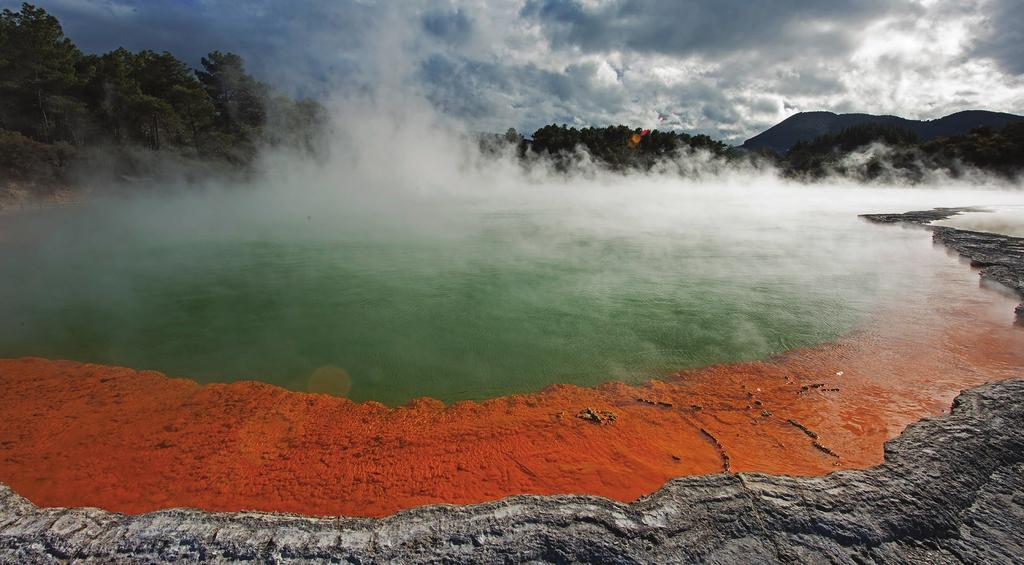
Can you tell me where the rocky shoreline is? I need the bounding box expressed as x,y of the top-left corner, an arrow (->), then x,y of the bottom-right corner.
861,207 -> 1024,322
0,378 -> 1019,563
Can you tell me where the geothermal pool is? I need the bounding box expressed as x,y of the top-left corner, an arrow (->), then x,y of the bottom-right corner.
2,180 -> 1024,517
0,182 -> 1022,405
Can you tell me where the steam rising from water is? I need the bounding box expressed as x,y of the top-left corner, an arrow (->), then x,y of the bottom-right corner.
933,205 -> 1024,237
1,91 -> 1023,404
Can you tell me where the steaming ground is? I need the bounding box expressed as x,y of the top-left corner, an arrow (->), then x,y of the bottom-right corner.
1,115 -> 1023,404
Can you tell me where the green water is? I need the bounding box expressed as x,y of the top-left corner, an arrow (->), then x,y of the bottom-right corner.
0,190 -> 900,405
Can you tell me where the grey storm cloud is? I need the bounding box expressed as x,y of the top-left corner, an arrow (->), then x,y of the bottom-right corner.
422,8 -> 473,45
8,0 -> 1022,143
417,54 -> 634,131
972,0 -> 1024,75
519,0 -> 914,59
7,0 -> 380,96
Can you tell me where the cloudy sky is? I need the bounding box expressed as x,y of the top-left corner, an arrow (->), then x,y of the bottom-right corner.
9,0 -> 1024,142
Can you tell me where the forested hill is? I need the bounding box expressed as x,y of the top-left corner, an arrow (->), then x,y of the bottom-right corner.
0,3 -> 325,199
743,110 -> 1024,154
780,121 -> 1024,181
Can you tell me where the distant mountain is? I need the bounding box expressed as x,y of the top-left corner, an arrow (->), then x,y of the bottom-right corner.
742,110 -> 1024,154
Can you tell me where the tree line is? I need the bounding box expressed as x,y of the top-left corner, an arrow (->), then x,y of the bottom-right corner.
481,124 -> 739,172
0,3 -> 325,193
490,120 -> 1023,180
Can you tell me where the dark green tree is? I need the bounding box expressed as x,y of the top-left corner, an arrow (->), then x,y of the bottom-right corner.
503,128 -> 522,144
263,94 -> 328,156
195,51 -> 266,134
0,3 -> 83,142
133,50 -> 215,149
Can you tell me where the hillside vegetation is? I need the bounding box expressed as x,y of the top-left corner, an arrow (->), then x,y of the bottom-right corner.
0,3 -> 325,201
781,121 -> 1024,181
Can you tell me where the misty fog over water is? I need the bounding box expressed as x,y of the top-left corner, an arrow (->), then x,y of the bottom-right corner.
3,142 -> 1023,404
0,75 -> 1022,404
